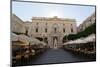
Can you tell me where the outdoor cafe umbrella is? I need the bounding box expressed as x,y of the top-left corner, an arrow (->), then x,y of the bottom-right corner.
83,34 -> 96,43
11,34 -> 30,46
11,33 -> 46,46
63,38 -> 87,45
18,34 -> 44,46
39,41 -> 46,46
18,34 -> 30,46
72,38 -> 87,44
29,37 -> 42,45
63,40 -> 73,45
11,33 -> 18,41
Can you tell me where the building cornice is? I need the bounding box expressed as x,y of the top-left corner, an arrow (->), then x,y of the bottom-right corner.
32,16 -> 76,22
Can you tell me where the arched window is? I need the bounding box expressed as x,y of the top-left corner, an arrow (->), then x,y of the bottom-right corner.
63,24 -> 65,26
52,23 -> 59,33
71,24 -> 72,26
45,28 -> 47,33
63,28 -> 65,33
70,24 -> 73,32
54,28 -> 57,33
36,23 -> 38,25
71,28 -> 73,32
36,27 -> 38,33
45,23 -> 47,25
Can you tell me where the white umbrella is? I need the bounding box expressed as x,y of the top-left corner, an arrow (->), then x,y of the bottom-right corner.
29,37 -> 42,45
63,38 -> 87,45
11,33 -> 46,46
84,34 -> 96,42
11,33 -> 18,41
63,42 -> 68,45
40,41 -> 47,46
18,34 -> 42,45
17,34 -> 30,46
18,34 -> 30,43
72,39 -> 87,44
63,40 -> 73,45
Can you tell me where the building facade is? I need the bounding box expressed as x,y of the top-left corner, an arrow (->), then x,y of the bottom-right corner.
78,12 -> 96,32
11,14 -> 26,34
24,16 -> 77,48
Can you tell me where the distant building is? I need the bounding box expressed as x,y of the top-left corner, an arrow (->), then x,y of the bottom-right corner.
78,12 -> 96,32
24,16 -> 77,48
11,14 -> 26,34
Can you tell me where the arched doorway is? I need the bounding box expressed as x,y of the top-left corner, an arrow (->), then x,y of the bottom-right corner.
52,23 -> 59,48
53,36 -> 58,49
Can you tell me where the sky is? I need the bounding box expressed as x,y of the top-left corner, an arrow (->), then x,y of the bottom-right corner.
12,1 -> 95,26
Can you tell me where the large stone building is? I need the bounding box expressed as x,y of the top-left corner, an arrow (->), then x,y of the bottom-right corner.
78,12 -> 96,32
11,14 -> 26,34
24,16 -> 77,48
